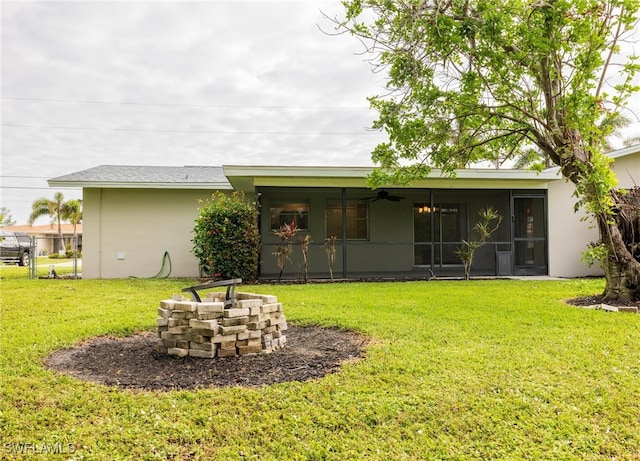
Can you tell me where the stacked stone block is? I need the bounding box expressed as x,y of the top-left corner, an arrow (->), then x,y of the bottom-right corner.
157,292 -> 287,358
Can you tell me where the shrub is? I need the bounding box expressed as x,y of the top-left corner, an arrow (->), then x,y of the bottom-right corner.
65,242 -> 74,258
192,192 -> 261,282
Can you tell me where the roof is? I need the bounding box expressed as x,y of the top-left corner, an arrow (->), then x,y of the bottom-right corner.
48,165 -> 232,189
607,143 -> 640,160
48,144 -> 639,192
222,165 -> 562,191
3,223 -> 82,235
48,163 -> 561,192
540,143 -> 640,177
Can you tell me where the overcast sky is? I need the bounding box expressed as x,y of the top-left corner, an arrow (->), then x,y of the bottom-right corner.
1,0 -> 388,224
1,1 -> 639,225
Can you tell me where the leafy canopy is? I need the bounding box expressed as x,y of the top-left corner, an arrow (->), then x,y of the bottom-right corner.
339,0 -> 639,190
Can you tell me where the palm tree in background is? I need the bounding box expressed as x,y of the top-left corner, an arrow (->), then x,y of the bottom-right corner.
66,199 -> 83,235
603,114 -> 640,149
29,192 -> 82,253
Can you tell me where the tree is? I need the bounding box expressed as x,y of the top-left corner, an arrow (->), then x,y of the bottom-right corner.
0,207 -> 16,227
29,192 -> 79,253
337,0 -> 640,302
65,199 -> 83,235
514,113 -> 639,169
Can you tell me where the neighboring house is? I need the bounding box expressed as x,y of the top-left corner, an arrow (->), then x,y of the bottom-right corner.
2,223 -> 83,256
48,146 -> 640,280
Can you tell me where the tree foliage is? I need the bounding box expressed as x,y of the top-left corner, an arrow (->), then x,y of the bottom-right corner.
337,0 -> 640,302
0,207 -> 16,228
29,192 -> 82,252
192,192 -> 261,282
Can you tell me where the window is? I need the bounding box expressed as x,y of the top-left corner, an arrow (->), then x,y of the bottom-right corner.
326,201 -> 368,240
269,201 -> 309,230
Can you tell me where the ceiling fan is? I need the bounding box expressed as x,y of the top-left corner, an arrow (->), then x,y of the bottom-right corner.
368,189 -> 405,202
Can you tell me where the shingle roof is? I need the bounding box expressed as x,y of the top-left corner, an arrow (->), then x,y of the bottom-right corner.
48,165 -> 232,189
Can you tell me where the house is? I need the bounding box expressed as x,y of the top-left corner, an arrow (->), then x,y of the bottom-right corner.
3,223 -> 82,256
48,146 -> 640,280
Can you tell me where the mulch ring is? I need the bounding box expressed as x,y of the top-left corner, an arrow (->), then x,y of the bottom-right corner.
566,294 -> 640,312
44,325 -> 368,391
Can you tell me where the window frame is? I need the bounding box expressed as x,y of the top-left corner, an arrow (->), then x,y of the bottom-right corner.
326,200 -> 369,240
268,200 -> 310,231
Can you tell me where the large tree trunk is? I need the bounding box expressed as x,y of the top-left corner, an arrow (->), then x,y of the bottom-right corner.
598,187 -> 640,303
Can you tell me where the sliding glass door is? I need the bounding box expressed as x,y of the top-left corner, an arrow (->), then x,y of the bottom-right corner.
414,203 -> 466,267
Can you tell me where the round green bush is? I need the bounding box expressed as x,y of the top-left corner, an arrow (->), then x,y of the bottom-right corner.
192,192 -> 261,282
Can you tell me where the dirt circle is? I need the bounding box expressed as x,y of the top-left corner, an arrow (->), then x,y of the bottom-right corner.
566,294 -> 640,308
44,326 -> 367,391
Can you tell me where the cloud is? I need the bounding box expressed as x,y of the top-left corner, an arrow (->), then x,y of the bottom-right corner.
3,0 -> 637,224
1,1 -> 387,222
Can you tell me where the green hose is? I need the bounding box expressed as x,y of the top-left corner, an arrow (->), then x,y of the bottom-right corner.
129,251 -> 172,279
151,251 -> 172,278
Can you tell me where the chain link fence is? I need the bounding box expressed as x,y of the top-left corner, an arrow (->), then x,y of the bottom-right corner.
1,236 -> 81,280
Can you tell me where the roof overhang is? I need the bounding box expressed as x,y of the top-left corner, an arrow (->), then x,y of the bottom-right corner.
223,165 -> 562,192
46,180 -> 233,190
607,143 -> 640,160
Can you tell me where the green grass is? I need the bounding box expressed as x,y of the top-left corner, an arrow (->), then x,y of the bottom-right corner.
1,278 -> 639,460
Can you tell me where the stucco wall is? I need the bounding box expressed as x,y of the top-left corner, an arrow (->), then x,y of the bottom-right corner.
546,175 -> 601,278
547,150 -> 639,278
79,151 -> 637,280
612,151 -> 640,188
83,188 -> 219,278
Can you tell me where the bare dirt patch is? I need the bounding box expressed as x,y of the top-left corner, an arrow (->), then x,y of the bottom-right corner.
566,295 -> 640,308
44,325 -> 367,391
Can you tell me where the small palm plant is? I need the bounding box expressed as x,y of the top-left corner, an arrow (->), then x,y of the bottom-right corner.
456,207 -> 502,280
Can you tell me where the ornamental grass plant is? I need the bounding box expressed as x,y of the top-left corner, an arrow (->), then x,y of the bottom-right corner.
1,278 -> 639,460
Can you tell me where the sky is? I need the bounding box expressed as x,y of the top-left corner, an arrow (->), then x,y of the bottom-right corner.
1,1 -> 639,225
1,0 -> 388,224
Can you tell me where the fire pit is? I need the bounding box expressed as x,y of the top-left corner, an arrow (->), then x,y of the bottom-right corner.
157,286 -> 287,359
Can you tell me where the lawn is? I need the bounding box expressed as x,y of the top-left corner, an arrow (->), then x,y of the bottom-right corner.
1,278 -> 639,460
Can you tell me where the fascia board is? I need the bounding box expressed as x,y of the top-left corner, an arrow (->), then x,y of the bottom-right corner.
607,144 -> 640,159
223,165 -> 374,178
408,178 -> 551,189
47,180 -> 233,190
